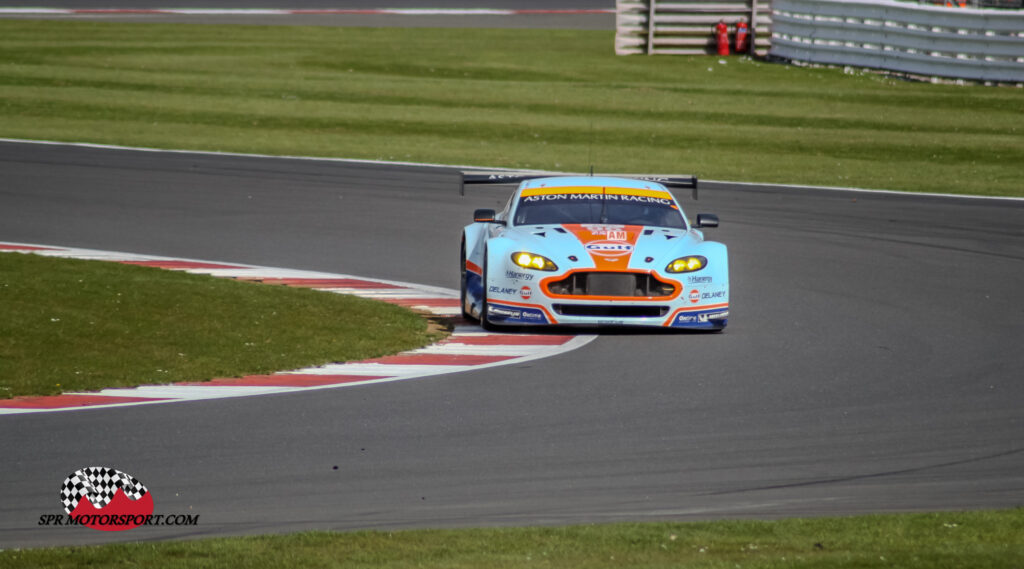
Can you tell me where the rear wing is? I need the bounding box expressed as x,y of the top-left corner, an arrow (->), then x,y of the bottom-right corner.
460,170 -> 700,200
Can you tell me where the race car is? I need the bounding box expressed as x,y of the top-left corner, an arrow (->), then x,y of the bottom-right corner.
460,172 -> 728,330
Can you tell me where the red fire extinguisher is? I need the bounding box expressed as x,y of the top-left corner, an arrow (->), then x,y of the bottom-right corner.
715,20 -> 730,56
735,19 -> 749,54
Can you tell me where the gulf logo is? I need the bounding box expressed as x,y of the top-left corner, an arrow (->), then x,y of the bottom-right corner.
520,286 -> 532,299
689,289 -> 700,303
585,241 -> 633,257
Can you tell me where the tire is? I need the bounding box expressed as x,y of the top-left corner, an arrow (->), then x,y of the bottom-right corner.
459,240 -> 471,320
479,247 -> 499,331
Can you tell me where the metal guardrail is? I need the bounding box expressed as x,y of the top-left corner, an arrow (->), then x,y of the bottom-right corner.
770,0 -> 1024,82
616,1 -> 773,55
914,0 -> 1023,7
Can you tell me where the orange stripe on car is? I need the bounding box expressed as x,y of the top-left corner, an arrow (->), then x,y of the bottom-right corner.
561,224 -> 642,271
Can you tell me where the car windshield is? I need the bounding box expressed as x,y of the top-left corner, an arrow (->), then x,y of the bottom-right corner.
514,190 -> 687,229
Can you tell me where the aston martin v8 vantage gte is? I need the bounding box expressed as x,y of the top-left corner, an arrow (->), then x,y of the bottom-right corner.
460,174 -> 728,330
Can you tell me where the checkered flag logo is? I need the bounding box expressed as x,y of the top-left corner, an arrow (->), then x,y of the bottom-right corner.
60,467 -> 149,515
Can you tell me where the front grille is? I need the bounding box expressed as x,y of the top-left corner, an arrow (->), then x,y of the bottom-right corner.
545,272 -> 676,298
553,304 -> 669,318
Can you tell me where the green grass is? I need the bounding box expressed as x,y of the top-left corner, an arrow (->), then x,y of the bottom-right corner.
0,252 -> 442,398
2,509 -> 1022,568
0,20 -> 1022,196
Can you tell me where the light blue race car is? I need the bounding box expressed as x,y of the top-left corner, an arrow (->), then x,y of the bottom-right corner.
460,172 -> 728,331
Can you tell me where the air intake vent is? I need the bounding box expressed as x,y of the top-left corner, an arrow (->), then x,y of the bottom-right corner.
545,272 -> 676,298
553,305 -> 669,318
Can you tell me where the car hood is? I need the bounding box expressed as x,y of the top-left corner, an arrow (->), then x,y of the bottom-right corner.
504,223 -> 701,271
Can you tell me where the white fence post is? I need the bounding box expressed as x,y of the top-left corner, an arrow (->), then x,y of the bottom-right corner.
616,0 -> 774,55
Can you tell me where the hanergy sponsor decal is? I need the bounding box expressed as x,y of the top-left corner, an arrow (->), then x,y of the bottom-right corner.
505,270 -> 534,281
698,311 -> 730,323
488,305 -> 521,319
585,241 -> 633,257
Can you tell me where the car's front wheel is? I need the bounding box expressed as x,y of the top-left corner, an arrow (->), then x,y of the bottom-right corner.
459,240 -> 471,320
479,247 -> 498,331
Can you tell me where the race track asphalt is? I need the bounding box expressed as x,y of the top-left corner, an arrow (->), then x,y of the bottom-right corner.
1,140 -> 1022,547
0,0 -> 615,29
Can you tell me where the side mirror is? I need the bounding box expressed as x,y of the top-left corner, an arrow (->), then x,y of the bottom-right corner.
695,213 -> 719,228
474,209 -> 502,223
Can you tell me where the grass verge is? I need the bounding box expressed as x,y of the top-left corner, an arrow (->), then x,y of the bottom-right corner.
0,252 -> 442,398
2,509 -> 1022,568
0,20 -> 1021,196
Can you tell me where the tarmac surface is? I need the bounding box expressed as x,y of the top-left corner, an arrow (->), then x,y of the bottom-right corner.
1,140 -> 1022,547
0,1 -> 616,29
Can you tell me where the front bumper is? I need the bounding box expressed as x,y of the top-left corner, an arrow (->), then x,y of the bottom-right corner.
485,291 -> 728,329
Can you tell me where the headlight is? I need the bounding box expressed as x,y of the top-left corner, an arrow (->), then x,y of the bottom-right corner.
511,252 -> 558,271
666,255 -> 707,273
